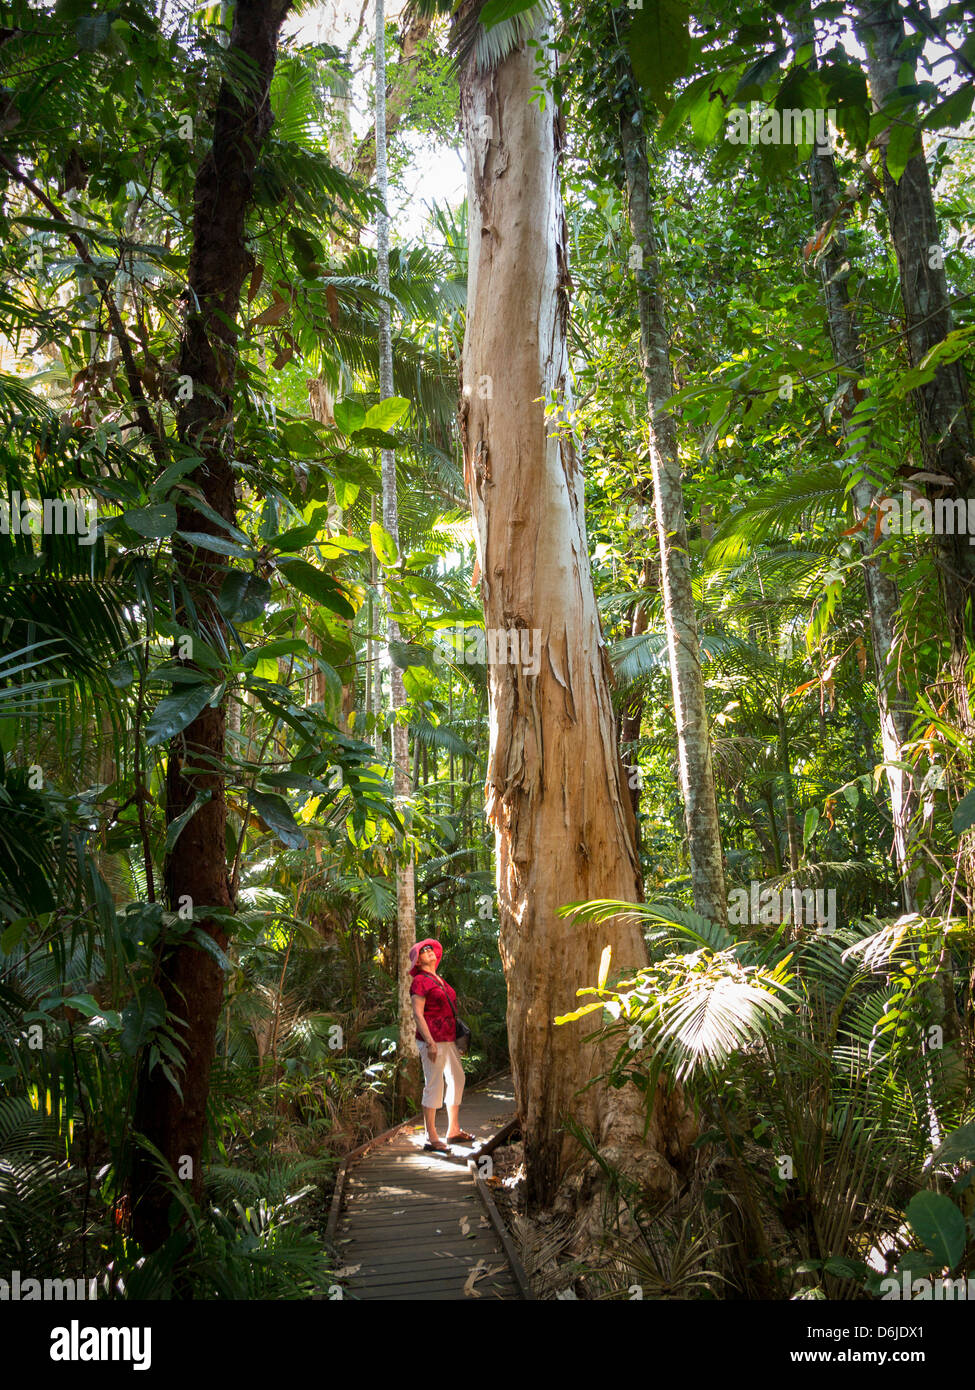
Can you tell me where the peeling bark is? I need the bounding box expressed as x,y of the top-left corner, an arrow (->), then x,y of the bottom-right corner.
458,7 -> 694,1211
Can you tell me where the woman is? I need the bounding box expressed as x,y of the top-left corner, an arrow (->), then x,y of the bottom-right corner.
409,938 -> 474,1151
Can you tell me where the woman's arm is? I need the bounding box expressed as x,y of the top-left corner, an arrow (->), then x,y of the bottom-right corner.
412,994 -> 437,1052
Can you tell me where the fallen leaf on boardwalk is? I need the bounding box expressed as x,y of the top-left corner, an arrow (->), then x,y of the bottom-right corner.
463,1261 -> 487,1296
463,1261 -> 506,1297
333,1265 -> 360,1278
459,1216 -> 471,1235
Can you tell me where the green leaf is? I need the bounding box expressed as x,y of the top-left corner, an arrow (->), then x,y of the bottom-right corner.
734,48 -> 788,101
218,571 -> 271,623
145,684 -> 217,747
389,640 -> 433,672
629,0 -> 690,109
886,119 -> 921,183
364,396 -> 410,432
823,1256 -> 870,1279
332,477 -> 360,510
281,421 -> 323,457
333,398 -> 366,435
120,986 -> 167,1056
268,506 -> 330,553
107,660 -> 137,689
349,427 -> 399,450
246,790 -> 308,850
369,521 -> 397,566
0,919 -> 28,955
149,455 -> 203,499
175,530 -> 256,559
276,558 -> 355,617
802,805 -> 820,850
164,790 -> 212,855
553,1001 -> 606,1025
921,87 -> 975,131
953,789 -> 975,836
930,1122 -> 975,1168
658,72 -> 714,142
480,0 -> 537,29
124,503 -> 177,538
190,927 -> 233,972
240,639 -> 309,668
905,1190 -> 966,1270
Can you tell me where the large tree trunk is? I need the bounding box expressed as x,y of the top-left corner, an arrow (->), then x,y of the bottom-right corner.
615,51 -> 727,928
854,0 -> 975,736
131,0 -> 291,1254
458,5 -> 694,1212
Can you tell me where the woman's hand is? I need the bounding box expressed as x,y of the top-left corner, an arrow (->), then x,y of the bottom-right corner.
427,1041 -> 438,1060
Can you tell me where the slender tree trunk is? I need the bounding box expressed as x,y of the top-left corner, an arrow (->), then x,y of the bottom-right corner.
131,0 -> 291,1253
458,4 -> 695,1212
854,0 -> 975,736
615,49 -> 727,926
374,0 -> 419,1108
619,563 -> 651,832
800,57 -> 920,907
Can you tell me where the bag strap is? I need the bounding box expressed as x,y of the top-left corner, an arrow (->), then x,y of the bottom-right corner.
431,973 -> 457,1019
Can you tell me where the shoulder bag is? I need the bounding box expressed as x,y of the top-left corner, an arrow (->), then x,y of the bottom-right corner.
434,974 -> 472,1056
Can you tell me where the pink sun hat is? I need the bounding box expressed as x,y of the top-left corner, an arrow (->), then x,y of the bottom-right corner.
408,938 -> 442,976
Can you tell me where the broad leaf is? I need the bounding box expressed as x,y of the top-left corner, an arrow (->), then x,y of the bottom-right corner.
905,1191 -> 966,1270
364,396 -> 409,432
124,503 -> 177,538
247,790 -> 308,850
218,571 -> 271,623
276,558 -> 355,617
333,398 -> 366,434
146,684 -> 217,747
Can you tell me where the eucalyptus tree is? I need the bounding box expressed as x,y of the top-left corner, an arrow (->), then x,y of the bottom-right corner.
453,0 -> 695,1210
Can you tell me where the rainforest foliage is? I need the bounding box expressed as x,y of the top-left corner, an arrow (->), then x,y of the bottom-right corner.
1,0 -> 974,1300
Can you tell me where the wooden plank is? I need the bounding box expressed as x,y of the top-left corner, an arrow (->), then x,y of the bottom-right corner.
327,1074 -> 523,1301
337,1243 -> 495,1267
335,1234 -> 501,1255
351,1286 -> 514,1301
346,1253 -> 493,1277
347,1262 -> 503,1290
468,1158 -> 535,1301
338,1219 -> 479,1239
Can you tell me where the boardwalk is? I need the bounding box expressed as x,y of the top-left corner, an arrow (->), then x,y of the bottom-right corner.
329,1074 -> 530,1301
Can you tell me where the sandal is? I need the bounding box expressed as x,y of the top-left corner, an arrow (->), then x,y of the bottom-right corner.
423,1141 -> 450,1152
445,1129 -> 475,1144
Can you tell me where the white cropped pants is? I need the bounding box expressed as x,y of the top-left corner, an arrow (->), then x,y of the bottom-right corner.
418,1039 -> 466,1110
